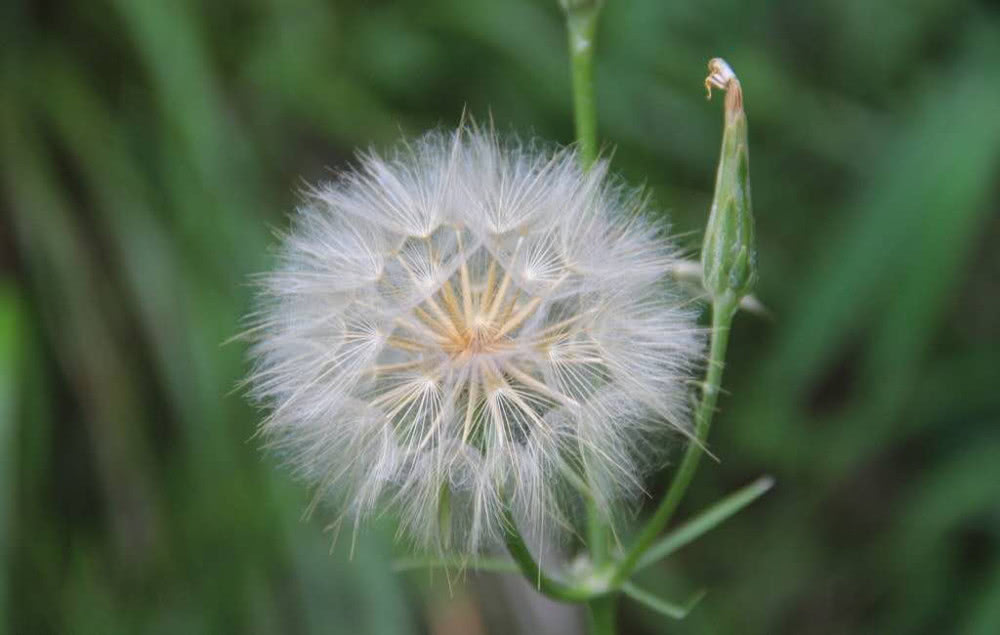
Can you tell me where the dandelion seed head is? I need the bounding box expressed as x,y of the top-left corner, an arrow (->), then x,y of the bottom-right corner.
246,126 -> 703,554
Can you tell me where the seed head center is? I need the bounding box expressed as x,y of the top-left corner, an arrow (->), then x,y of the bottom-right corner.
448,313 -> 506,356
399,253 -> 546,360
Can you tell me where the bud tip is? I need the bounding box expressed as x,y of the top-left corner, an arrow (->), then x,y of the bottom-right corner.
705,57 -> 744,118
704,58 -> 735,99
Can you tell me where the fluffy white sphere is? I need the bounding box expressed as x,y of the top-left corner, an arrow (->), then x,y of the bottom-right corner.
247,126 -> 703,554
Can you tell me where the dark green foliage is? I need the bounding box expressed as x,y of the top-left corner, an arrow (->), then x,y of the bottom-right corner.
1,0 -> 998,633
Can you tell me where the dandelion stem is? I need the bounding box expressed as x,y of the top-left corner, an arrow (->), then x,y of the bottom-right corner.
585,481 -> 609,568
501,497 -> 596,603
565,2 -> 602,168
562,0 -> 608,571
586,594 -> 618,635
611,291 -> 740,586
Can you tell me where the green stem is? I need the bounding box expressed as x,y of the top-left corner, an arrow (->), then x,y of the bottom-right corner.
564,0 -> 606,566
612,292 -> 739,585
501,500 -> 595,603
586,594 -> 618,635
565,3 -> 601,168
586,496 -> 608,566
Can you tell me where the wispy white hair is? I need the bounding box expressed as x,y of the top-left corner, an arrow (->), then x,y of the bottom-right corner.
245,125 -> 703,555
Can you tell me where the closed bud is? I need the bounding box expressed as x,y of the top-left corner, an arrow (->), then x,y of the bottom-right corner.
701,58 -> 757,305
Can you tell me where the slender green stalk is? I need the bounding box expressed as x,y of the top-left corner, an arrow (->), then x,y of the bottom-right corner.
562,0 -> 607,568
562,9 -> 620,632
611,291 -> 739,585
501,500 -> 595,603
585,476 -> 609,566
586,594 -> 618,635
564,2 -> 601,169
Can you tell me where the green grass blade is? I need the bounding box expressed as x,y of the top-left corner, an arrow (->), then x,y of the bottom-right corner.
1,96 -> 163,571
959,560 -> 1000,635
0,282 -> 23,635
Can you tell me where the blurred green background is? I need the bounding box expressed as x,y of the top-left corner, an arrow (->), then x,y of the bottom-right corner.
2,0 -> 999,633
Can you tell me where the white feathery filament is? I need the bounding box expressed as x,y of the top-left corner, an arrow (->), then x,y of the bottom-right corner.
245,126 -> 703,554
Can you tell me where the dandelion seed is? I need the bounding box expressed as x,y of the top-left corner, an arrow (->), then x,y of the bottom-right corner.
245,125 -> 703,554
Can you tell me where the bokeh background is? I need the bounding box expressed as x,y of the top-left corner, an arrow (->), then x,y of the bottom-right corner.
3,0 -> 999,633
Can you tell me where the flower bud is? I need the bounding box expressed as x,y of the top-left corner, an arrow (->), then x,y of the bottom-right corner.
701,58 -> 757,304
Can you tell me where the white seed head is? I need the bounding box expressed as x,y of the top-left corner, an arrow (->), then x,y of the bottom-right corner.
246,126 -> 703,554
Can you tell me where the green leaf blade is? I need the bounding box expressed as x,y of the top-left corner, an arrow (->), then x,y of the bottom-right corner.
636,475 -> 774,572
622,582 -> 706,620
